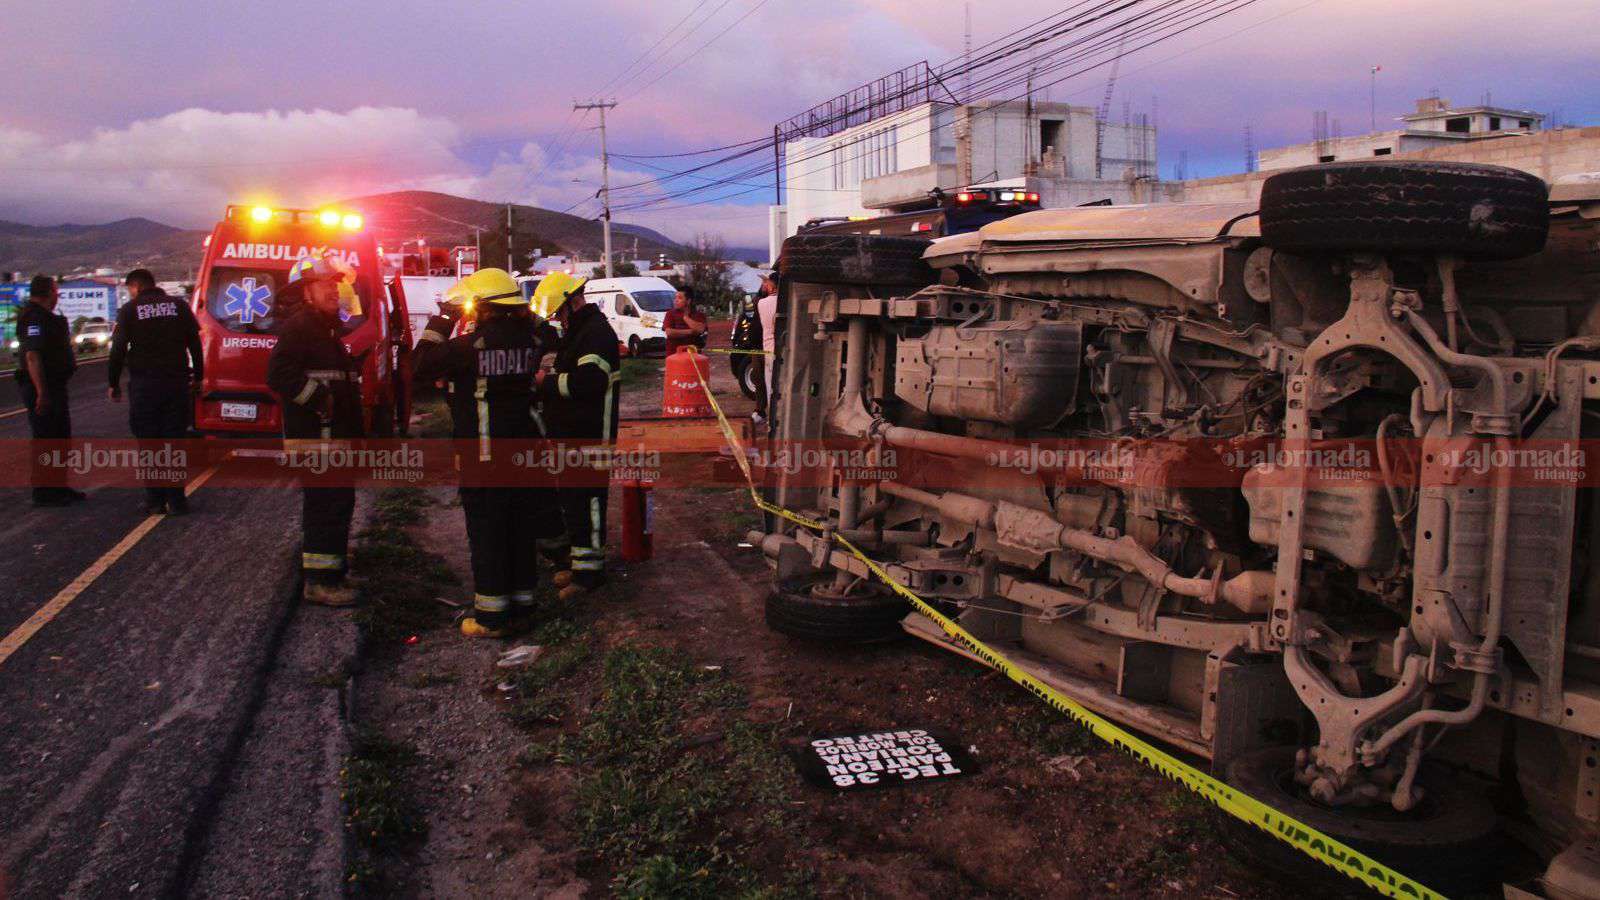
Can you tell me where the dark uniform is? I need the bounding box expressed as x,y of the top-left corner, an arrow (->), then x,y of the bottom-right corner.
16,299 -> 77,504
536,302 -> 620,588
108,286 -> 203,510
266,303 -> 364,585
414,307 -> 563,626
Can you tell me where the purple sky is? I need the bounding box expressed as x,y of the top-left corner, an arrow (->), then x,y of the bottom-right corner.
4,0 -> 1596,247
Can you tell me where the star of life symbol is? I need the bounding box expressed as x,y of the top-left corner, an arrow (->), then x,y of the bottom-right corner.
223,278 -> 273,325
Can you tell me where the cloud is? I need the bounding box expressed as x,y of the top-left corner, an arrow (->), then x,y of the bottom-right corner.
0,107 -> 464,227
0,106 -> 775,248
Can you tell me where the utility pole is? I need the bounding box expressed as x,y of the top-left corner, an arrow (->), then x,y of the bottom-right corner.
505,204 -> 514,272
575,99 -> 619,278
1369,65 -> 1381,133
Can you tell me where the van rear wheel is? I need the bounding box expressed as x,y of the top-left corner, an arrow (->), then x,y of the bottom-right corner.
765,579 -> 909,644
1220,745 -> 1499,894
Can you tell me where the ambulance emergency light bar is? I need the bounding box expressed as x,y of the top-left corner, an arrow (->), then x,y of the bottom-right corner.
953,189 -> 1040,205
225,204 -> 364,231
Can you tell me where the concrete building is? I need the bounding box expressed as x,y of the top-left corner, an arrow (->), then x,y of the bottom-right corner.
1259,97 -> 1544,171
773,99 -> 1155,259
1170,125 -> 1600,205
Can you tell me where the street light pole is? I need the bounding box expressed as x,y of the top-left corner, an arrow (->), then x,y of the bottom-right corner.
575,99 -> 619,278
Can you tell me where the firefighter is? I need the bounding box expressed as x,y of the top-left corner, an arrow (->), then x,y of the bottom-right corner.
266,256 -> 364,607
108,268 -> 203,514
16,275 -> 85,507
532,271 -> 620,601
413,268 -> 562,638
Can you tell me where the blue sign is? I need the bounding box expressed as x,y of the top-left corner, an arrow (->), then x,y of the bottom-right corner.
223,278 -> 272,325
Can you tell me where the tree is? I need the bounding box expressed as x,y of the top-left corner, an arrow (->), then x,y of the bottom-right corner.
680,233 -> 738,317
475,218 -> 559,275
604,260 -> 642,278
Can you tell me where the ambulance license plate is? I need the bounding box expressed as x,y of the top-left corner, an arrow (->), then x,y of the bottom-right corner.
221,402 -> 258,421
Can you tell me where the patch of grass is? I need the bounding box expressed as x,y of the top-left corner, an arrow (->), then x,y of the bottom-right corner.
410,395 -> 453,439
618,357 -> 661,389
405,670 -> 457,689
556,645 -> 811,897
1011,702 -> 1098,756
344,727 -> 427,887
351,488 -> 458,643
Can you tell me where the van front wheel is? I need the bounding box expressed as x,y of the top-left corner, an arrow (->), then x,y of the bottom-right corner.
628,335 -> 641,357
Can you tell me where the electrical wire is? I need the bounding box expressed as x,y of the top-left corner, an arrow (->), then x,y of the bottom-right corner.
623,0 -> 777,101
611,0 -> 1264,213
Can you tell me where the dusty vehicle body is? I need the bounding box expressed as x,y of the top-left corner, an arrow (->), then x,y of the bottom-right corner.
754,163 -> 1600,893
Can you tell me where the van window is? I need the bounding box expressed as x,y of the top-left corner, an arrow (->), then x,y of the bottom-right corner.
632,290 -> 677,313
205,266 -> 370,335
613,295 -> 636,317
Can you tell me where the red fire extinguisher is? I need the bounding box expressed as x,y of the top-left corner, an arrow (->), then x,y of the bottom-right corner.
621,479 -> 654,563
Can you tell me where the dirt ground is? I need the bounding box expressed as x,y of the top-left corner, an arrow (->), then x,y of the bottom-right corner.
351,333 -> 1319,899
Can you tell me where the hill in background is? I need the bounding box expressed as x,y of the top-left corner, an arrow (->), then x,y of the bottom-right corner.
0,192 -> 684,281
0,218 -> 206,280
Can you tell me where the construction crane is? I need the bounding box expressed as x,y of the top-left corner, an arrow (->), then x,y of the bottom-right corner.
1094,32 -> 1128,180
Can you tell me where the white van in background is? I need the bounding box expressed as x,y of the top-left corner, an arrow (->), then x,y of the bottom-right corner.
583,276 -> 676,357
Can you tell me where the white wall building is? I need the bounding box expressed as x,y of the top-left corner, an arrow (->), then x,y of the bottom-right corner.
772,99 -> 1155,260
1259,97 -> 1544,171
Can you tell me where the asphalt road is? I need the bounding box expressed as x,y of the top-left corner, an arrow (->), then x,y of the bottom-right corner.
0,366 -> 354,898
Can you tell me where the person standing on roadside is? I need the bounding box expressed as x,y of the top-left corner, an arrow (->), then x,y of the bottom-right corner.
16,275 -> 84,507
755,271 -> 780,416
662,284 -> 707,356
108,269 -> 203,515
532,272 -> 619,601
266,256 -> 365,607
413,268 -> 562,638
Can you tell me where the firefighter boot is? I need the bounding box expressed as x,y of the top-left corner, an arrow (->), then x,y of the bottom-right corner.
304,580 -> 358,607
460,617 -> 509,639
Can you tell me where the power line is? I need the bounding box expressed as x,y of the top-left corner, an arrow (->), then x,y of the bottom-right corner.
611,0 -> 1266,213
595,0 -> 717,96
623,0 -> 776,101
611,0 -> 743,97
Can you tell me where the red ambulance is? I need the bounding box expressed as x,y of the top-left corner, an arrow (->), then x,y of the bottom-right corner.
192,204 -> 414,436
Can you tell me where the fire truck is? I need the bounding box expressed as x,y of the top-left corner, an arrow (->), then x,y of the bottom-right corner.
191,204 -> 414,436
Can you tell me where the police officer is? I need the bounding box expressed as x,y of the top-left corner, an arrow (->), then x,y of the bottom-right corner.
266,256 -> 364,607
16,274 -> 84,507
413,268 -> 563,637
532,272 -> 620,601
108,269 -> 202,514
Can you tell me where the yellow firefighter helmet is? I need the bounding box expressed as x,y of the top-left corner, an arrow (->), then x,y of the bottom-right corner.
465,267 -> 525,307
531,271 -> 587,319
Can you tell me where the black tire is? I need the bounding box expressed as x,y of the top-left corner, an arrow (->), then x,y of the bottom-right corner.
733,355 -> 761,401
765,582 -> 909,643
627,335 -> 641,358
779,233 -> 936,287
1259,160 -> 1548,260
1221,746 -> 1500,894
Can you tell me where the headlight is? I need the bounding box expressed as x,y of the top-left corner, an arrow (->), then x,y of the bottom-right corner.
641,316 -> 659,328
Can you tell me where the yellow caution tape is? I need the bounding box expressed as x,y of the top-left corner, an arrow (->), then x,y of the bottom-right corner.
691,366 -> 1447,900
